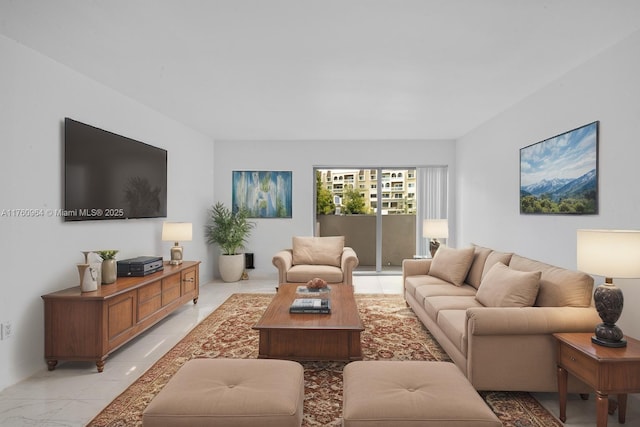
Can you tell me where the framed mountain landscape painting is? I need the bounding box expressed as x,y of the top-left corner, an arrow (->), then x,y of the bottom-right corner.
520,121 -> 598,215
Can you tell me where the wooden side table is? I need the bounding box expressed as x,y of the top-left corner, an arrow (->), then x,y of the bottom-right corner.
554,332 -> 640,427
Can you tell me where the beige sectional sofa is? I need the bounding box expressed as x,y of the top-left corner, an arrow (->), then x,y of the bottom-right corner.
403,244 -> 601,392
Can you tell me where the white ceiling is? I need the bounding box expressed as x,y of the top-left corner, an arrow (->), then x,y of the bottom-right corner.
2,0 -> 640,141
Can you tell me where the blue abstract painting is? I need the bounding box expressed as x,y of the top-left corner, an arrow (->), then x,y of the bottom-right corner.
232,171 -> 292,218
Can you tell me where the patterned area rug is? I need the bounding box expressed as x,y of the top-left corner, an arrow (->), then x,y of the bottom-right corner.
89,293 -> 562,426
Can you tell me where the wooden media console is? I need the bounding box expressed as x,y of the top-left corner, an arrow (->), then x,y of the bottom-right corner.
42,261 -> 199,372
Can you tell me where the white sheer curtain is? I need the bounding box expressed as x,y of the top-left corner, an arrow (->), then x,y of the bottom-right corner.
416,166 -> 448,256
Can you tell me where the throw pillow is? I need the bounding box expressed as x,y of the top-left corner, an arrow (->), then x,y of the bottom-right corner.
429,246 -> 475,286
465,244 -> 493,289
481,250 -> 513,281
509,254 -> 594,307
292,236 -> 344,267
476,262 -> 541,307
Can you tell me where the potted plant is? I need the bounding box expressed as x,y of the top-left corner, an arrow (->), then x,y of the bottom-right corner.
205,202 -> 255,282
96,250 -> 119,284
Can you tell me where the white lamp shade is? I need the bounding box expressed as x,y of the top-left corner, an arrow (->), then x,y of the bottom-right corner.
577,229 -> 640,278
423,219 -> 448,239
162,222 -> 193,242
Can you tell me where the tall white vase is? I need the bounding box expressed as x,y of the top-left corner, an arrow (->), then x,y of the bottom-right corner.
78,263 -> 99,292
218,254 -> 245,282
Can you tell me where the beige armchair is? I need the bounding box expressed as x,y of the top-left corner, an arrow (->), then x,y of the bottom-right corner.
272,236 -> 359,286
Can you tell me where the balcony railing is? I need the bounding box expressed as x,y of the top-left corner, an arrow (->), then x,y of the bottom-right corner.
316,214 -> 416,269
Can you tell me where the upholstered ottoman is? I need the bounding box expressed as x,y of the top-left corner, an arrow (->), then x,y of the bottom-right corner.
142,358 -> 304,427
342,361 -> 501,427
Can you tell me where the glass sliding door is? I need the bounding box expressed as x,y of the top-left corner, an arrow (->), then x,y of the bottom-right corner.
379,168 -> 417,272
315,168 -> 377,269
315,167 -> 420,273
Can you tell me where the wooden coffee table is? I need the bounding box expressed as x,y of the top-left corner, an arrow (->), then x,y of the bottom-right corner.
252,283 -> 364,361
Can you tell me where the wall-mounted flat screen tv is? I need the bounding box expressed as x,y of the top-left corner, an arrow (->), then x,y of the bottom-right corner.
64,118 -> 167,221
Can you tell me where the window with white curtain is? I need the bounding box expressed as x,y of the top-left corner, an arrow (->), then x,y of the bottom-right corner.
416,166 -> 449,256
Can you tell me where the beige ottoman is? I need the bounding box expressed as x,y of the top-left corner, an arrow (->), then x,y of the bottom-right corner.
143,358 -> 304,427
343,361 -> 501,427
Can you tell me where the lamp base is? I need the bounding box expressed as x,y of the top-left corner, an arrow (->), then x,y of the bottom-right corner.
592,322 -> 626,347
170,245 -> 183,265
429,240 -> 440,258
592,281 -> 626,348
592,335 -> 627,348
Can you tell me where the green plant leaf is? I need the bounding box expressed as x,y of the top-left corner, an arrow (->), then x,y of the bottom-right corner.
96,250 -> 118,260
205,202 -> 255,255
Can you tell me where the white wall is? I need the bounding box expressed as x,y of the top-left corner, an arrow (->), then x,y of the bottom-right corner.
212,140 -> 456,278
0,35 -> 214,391
456,30 -> 640,338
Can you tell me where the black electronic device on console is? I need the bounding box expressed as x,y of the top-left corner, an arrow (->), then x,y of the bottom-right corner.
117,256 -> 164,277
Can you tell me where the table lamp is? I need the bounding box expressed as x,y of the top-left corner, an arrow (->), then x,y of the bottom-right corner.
577,229 -> 640,348
423,219 -> 448,258
162,222 -> 193,265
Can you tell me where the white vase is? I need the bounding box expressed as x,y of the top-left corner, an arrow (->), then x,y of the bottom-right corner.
218,254 -> 245,282
78,263 -> 99,293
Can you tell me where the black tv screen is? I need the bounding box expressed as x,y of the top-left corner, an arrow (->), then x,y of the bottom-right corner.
64,118 -> 167,221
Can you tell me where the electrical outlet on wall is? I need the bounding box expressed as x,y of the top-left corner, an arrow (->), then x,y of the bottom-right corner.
1,321 -> 13,340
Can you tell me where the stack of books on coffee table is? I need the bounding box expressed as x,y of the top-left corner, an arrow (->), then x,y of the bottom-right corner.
289,298 -> 331,314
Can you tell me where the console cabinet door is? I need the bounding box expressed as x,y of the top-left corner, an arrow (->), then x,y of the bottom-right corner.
181,267 -> 197,295
44,299 -> 102,359
138,281 -> 162,322
106,290 -> 137,350
161,273 -> 181,306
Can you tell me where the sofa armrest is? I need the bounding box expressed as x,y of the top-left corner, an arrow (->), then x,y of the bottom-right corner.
272,249 -> 293,284
466,306 -> 601,336
402,258 -> 431,284
341,247 -> 359,286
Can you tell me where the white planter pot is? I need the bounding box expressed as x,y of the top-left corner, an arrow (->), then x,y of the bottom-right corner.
218,253 -> 245,282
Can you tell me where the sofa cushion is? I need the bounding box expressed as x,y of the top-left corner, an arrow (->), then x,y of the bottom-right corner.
423,296 -> 482,323
415,284 -> 477,306
466,245 -> 493,289
476,262 -> 541,307
429,246 -> 475,286
292,236 -> 344,267
509,254 -> 594,307
437,310 -> 468,355
405,275 -> 457,300
286,264 -> 343,283
481,250 -> 513,281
